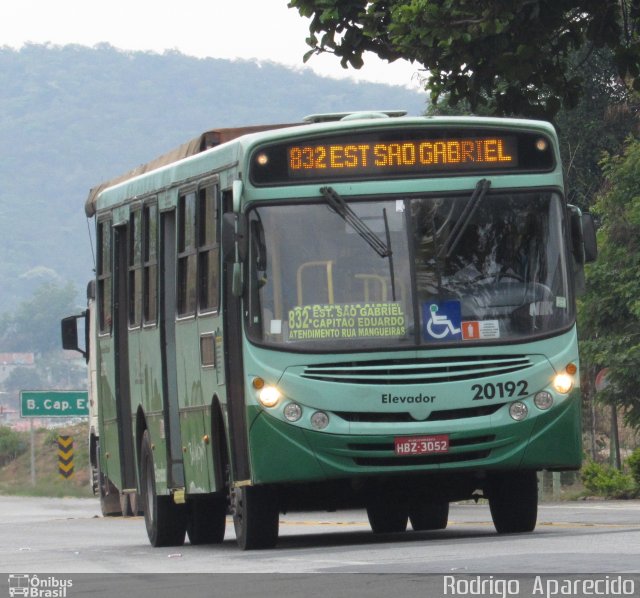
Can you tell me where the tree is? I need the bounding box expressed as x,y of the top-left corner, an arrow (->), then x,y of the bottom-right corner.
3,367 -> 45,394
426,48 -> 637,208
0,282 -> 78,354
289,0 -> 640,118
579,137 -> 640,429
554,49 -> 637,209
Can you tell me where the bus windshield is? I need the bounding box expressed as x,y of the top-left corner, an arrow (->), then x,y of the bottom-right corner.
246,189 -> 573,350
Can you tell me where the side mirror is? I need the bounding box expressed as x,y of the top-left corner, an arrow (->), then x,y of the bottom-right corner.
61,313 -> 88,361
222,213 -> 247,263
582,213 -> 597,263
568,205 -> 585,265
222,212 -> 247,297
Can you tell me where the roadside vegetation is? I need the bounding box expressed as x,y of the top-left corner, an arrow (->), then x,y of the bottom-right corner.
581,448 -> 640,499
0,423 -> 92,498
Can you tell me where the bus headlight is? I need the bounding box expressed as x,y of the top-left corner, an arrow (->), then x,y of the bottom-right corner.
534,391 -> 554,410
310,411 -> 330,430
552,373 -> 574,394
257,385 -> 281,408
283,402 -> 303,422
509,401 -> 528,421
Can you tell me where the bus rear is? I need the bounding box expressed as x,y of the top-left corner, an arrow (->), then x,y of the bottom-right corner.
225,113 -> 595,547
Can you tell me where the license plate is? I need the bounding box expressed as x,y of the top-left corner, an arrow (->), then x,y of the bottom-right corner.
394,434 -> 449,456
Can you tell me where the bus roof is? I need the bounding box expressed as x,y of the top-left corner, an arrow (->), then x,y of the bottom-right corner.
84,123 -> 297,217
85,113 -> 558,216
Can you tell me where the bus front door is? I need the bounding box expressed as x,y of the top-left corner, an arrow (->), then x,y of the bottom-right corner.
112,225 -> 137,499
160,210 -> 185,490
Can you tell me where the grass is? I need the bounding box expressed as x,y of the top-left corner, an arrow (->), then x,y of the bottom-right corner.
0,423 -> 93,498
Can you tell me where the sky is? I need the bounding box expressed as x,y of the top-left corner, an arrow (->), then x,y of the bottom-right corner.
0,0 -> 425,90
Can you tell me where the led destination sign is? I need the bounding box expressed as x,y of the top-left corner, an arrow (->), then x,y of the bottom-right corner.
250,128 -> 554,185
288,137 -> 516,175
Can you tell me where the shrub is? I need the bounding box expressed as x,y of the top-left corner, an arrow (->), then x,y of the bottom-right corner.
580,460 -> 637,499
627,447 -> 640,488
0,426 -> 28,466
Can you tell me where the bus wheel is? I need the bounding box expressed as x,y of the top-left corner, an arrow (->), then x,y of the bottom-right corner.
409,500 -> 449,531
488,470 -> 538,534
232,485 -> 279,550
187,494 -> 227,545
366,496 -> 409,533
140,430 -> 187,547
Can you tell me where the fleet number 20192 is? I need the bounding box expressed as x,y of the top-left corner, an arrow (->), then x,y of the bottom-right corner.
471,381 -> 528,400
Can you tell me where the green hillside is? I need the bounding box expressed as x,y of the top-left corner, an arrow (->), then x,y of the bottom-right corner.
0,43 -> 426,312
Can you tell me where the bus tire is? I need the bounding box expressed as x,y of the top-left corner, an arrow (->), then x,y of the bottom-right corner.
232,485 -> 279,550
409,500 -> 449,531
488,470 -> 538,534
140,430 -> 187,547
366,498 -> 409,533
187,494 -> 227,545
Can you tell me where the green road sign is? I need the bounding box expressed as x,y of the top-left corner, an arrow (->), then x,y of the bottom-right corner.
20,390 -> 89,418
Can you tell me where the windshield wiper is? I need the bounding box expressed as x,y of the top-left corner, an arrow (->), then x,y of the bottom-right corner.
438,178 -> 491,259
320,186 -> 391,258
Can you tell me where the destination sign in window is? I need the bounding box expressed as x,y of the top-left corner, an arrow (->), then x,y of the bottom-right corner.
287,302 -> 407,341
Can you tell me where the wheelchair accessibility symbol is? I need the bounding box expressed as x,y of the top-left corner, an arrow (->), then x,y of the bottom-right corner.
424,301 -> 462,341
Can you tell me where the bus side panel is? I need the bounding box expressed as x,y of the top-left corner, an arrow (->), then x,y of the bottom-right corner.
137,326 -> 168,494
198,316 -> 227,494
175,318 -> 211,493
127,325 -> 142,492
97,335 -> 123,491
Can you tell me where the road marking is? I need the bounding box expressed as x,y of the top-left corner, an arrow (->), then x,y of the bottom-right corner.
279,520 -> 368,527
275,519 -> 640,529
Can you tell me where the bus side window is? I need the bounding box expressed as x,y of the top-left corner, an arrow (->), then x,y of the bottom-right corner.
143,202 -> 158,324
177,191 -> 197,316
198,185 -> 219,313
128,207 -> 142,328
97,218 -> 112,334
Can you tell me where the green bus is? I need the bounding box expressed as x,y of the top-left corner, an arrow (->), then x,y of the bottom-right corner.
62,111 -> 596,550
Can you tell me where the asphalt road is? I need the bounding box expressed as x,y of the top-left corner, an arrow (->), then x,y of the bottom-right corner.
1,497 -> 639,598
0,496 -> 638,572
